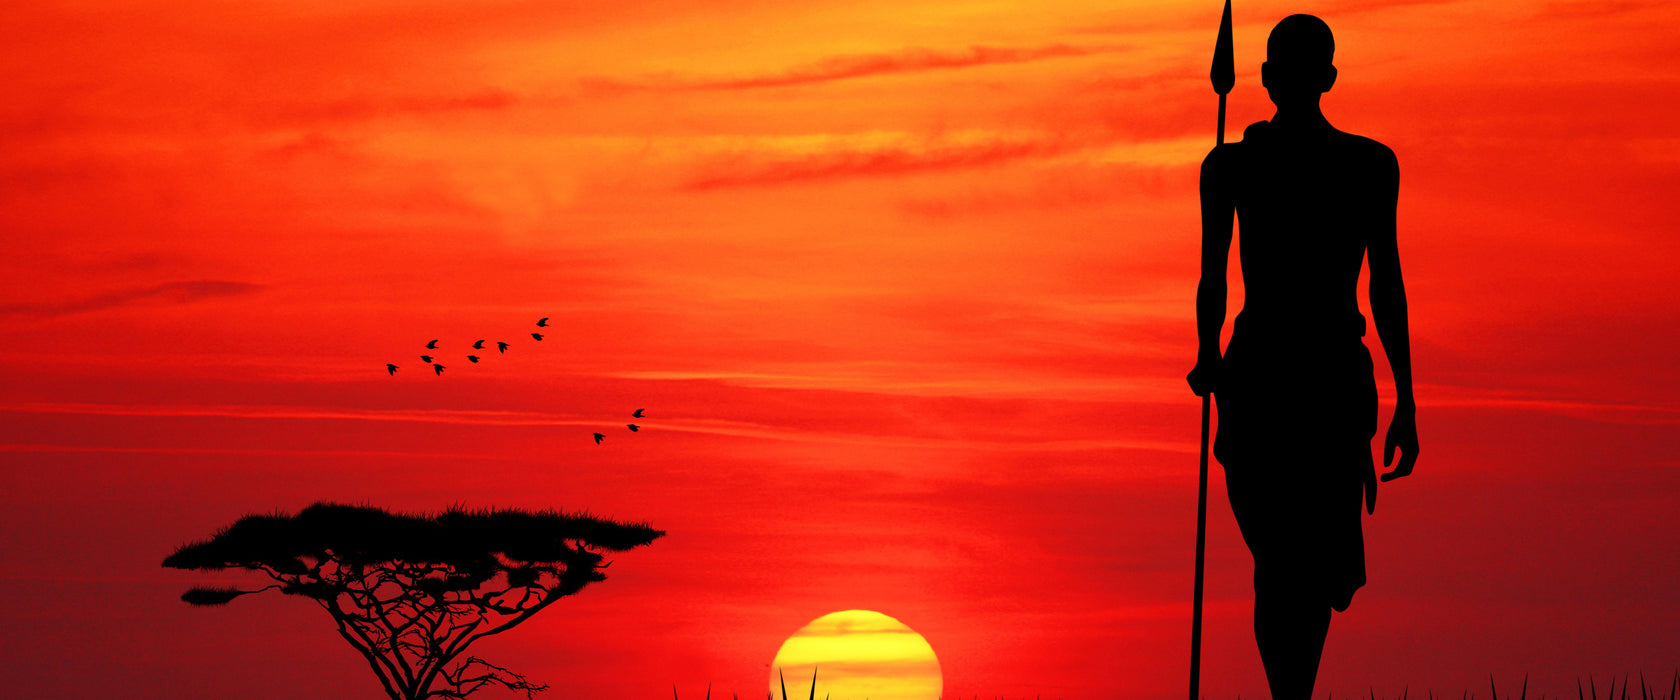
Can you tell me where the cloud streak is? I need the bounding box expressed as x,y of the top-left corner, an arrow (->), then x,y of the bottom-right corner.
0,443 -> 506,461
590,44 -> 1107,93
681,135 -> 1082,190
0,280 -> 263,319
0,400 -> 1199,453
258,90 -> 519,127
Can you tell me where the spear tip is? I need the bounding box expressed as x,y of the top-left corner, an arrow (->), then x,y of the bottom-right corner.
1211,0 -> 1236,95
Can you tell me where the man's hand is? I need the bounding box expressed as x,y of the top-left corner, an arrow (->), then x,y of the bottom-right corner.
1186,356 -> 1221,397
1380,405 -> 1419,482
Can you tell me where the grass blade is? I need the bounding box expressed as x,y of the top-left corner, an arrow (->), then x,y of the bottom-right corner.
1523,674 -> 1530,700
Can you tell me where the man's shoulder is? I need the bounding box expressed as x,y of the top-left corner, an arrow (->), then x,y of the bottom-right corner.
1202,121 -> 1269,169
1205,123 -> 1398,174
1236,121 -> 1397,160
1241,120 -> 1273,142
1334,130 -> 1399,167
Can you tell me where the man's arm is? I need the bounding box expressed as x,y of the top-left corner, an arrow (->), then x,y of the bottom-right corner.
1367,147 -> 1419,480
1188,147 -> 1234,396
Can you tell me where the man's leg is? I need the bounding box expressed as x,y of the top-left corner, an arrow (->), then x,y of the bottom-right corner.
1254,566 -> 1332,700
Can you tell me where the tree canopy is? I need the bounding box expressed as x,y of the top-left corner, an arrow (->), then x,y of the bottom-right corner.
164,502 -> 663,700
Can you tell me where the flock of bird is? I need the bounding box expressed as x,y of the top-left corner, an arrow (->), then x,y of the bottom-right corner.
385,317 -> 647,444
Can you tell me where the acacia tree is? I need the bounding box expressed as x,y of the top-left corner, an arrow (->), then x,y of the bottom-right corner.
164,502 -> 663,700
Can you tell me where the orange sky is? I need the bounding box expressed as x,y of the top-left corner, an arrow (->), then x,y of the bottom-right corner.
1,0 -> 1676,698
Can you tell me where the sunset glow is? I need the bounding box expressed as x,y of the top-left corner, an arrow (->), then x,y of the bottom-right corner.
1,0 -> 1675,699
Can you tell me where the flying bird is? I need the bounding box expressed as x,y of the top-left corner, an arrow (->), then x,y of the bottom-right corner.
592,432 -> 606,444
627,424 -> 639,432
386,364 -> 399,375
536,317 -> 549,327
421,355 -> 434,363
531,333 -> 543,341
432,363 -> 446,376
632,408 -> 645,418
497,341 -> 509,353
473,340 -> 486,349
467,355 -> 480,363
426,339 -> 439,349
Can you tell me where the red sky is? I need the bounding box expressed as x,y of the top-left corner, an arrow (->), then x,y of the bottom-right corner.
1,0 -> 1676,698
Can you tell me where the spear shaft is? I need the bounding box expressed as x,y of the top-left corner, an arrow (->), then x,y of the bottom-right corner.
1191,3 -> 1234,700
1190,392 -> 1211,700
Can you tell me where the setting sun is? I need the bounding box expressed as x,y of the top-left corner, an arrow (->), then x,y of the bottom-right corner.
770,611 -> 942,700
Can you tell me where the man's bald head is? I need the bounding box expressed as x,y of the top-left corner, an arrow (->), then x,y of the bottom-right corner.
1261,14 -> 1337,107
1267,14 -> 1334,68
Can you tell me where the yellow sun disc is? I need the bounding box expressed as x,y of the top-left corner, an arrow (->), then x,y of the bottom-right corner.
769,610 -> 942,700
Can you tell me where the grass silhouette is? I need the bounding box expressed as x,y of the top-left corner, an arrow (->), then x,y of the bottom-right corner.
672,670 -> 1678,700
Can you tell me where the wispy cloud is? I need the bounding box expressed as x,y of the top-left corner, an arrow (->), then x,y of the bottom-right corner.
0,400 -> 1198,453
0,443 -> 507,461
681,134 -> 1081,190
1320,0 -> 1463,14
0,280 -> 263,319
258,90 -> 518,126
588,43 -> 1110,93
1075,0 -> 1460,36
0,402 -> 601,427
1535,0 -> 1666,18
1416,389 -> 1680,425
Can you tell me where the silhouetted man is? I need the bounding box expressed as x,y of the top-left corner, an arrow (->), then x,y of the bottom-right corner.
1186,15 -> 1419,700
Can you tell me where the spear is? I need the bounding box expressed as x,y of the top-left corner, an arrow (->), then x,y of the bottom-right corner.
1211,0 -> 1236,145
1190,5 -> 1234,700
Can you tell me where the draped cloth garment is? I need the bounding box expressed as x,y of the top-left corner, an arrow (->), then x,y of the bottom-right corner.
1214,313 -> 1377,610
